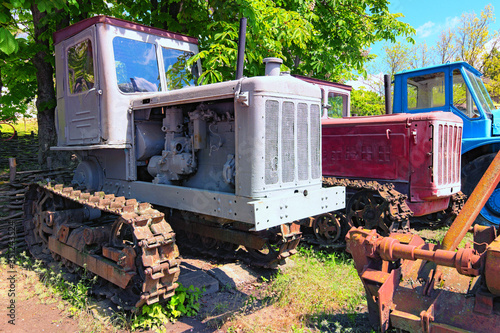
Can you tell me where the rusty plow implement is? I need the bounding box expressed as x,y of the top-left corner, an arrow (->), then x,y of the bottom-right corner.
346,151 -> 500,332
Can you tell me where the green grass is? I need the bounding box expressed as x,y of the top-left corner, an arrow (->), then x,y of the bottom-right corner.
224,246 -> 368,332
414,225 -> 474,249
268,247 -> 364,315
225,226 -> 477,332
3,117 -> 38,135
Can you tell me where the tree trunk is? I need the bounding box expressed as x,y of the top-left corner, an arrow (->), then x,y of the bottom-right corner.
31,4 -> 67,168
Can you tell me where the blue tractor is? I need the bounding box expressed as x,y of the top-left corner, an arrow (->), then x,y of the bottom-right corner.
391,61 -> 500,226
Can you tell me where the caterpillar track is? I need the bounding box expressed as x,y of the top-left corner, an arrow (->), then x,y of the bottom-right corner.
326,177 -> 414,233
302,177 -> 466,248
22,183 -> 302,309
23,183 -> 180,309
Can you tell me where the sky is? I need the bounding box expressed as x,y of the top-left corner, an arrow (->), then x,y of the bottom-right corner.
349,0 -> 499,89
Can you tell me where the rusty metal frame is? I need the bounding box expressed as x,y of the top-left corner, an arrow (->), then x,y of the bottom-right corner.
48,236 -> 135,289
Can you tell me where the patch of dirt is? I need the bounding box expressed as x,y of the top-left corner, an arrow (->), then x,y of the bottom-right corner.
0,266 -> 82,333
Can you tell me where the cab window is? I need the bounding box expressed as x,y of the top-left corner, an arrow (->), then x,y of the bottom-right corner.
68,39 -> 94,94
406,72 -> 445,110
453,69 -> 479,118
162,48 -> 199,90
327,92 -> 348,118
113,37 -> 160,93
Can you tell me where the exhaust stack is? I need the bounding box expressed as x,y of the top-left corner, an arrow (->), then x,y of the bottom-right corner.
235,17 -> 247,80
384,74 -> 392,114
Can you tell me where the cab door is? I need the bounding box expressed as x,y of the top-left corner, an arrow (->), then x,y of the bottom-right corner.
63,26 -> 100,145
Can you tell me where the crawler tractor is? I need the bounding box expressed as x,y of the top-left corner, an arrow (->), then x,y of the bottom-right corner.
296,75 -> 464,246
22,16 -> 345,308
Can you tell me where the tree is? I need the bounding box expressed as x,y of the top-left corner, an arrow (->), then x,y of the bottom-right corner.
382,41 -> 411,78
0,38 -> 38,121
116,0 -> 414,83
483,47 -> 500,103
350,87 -> 385,116
409,42 -> 433,69
435,28 -> 457,64
455,4 -> 497,71
281,0 -> 415,81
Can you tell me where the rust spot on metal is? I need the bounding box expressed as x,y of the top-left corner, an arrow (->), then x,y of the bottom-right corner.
57,225 -> 70,243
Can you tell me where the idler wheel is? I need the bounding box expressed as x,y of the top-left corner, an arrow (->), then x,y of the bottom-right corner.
346,190 -> 391,235
312,212 -> 345,244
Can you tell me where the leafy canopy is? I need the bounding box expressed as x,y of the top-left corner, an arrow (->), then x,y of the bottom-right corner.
0,0 -> 413,121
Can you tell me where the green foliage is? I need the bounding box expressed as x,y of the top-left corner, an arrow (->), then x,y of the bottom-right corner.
0,0 -> 67,55
131,283 -> 203,332
118,0 -> 414,83
131,303 -> 169,332
0,38 -> 38,120
350,87 -> 385,116
166,283 -> 202,317
483,48 -> 500,104
0,27 -> 17,54
15,252 -> 96,313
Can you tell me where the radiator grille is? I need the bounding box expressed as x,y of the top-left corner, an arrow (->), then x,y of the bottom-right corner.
282,102 -> 295,183
265,100 -> 279,184
435,123 -> 462,186
298,103 -> 309,181
310,104 -> 321,179
264,99 -> 321,185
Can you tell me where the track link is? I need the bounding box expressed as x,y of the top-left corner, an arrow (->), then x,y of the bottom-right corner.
323,177 -> 413,234
23,182 -> 180,309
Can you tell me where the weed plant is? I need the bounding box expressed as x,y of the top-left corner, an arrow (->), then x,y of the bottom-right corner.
131,283 -> 203,332
414,226 -> 473,248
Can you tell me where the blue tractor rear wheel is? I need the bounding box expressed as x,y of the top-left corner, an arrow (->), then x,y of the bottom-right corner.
462,153 -> 500,226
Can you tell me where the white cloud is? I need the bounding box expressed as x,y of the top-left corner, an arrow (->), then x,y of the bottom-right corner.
416,21 -> 435,38
415,16 -> 460,41
484,37 -> 500,53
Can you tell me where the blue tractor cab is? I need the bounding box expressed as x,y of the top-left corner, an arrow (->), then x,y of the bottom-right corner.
392,61 -> 500,225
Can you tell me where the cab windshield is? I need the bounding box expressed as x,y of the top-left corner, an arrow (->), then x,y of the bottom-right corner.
113,36 -> 199,93
465,69 -> 495,114
162,47 -> 199,90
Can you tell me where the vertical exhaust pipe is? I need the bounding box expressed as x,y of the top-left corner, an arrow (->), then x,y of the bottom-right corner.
235,17 -> 247,80
384,74 -> 392,114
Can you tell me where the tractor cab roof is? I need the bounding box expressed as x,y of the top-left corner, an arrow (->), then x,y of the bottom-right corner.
394,61 -> 482,78
53,15 -> 198,45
